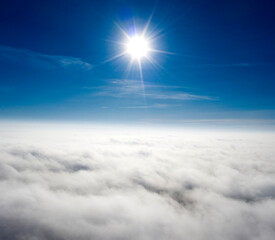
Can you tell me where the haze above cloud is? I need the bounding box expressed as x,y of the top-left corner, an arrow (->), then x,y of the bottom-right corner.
0,123 -> 275,240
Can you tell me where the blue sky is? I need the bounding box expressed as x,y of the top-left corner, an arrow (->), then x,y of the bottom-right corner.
0,0 -> 275,125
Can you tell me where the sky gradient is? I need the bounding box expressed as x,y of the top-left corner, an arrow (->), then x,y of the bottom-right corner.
0,0 -> 275,126
1,2 -> 275,239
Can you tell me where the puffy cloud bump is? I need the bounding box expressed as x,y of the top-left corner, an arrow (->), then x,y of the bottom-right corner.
0,122 -> 275,240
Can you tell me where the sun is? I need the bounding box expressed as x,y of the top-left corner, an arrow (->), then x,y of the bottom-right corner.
101,14 -> 173,102
126,35 -> 150,60
102,14 -> 172,70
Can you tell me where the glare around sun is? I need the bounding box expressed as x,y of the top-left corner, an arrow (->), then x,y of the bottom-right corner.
126,36 -> 149,59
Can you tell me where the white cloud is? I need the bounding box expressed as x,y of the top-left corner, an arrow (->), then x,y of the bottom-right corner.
181,62 -> 268,68
0,122 -> 275,240
0,45 -> 92,70
120,103 -> 180,109
145,92 -> 213,100
89,79 -> 214,102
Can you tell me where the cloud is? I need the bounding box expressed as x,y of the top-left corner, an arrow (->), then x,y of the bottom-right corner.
146,92 -> 213,100
120,103 -> 179,109
0,45 -> 92,70
181,62 -> 270,68
178,118 -> 275,124
89,79 -> 214,101
0,122 -> 275,240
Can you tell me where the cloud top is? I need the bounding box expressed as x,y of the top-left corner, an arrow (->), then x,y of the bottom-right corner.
0,123 -> 275,240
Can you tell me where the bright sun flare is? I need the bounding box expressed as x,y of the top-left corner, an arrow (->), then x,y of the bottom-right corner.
126,36 -> 149,60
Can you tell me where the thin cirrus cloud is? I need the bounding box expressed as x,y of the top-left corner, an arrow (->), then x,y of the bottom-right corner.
0,45 -> 92,70
181,62 -> 271,68
89,79 -> 215,101
0,123 -> 275,240
120,103 -> 181,109
146,92 -> 213,100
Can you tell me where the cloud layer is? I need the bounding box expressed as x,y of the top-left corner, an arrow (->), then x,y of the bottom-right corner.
0,123 -> 275,240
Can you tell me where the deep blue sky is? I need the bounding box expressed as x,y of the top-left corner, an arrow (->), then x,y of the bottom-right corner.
0,0 -> 275,125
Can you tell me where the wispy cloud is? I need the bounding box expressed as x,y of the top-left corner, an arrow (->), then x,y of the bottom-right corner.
182,62 -> 270,68
120,104 -> 180,109
89,79 -> 214,101
146,92 -> 213,100
0,45 -> 92,70
178,118 -> 275,125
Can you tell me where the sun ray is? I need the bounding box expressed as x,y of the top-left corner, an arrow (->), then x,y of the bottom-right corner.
101,51 -> 127,64
142,2 -> 159,37
148,48 -> 177,55
104,12 -> 174,68
125,58 -> 134,79
146,55 -> 166,72
98,12 -> 178,111
100,13 -> 175,106
104,38 -> 127,46
115,22 -> 132,40
137,59 -> 147,106
141,10 -> 154,38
